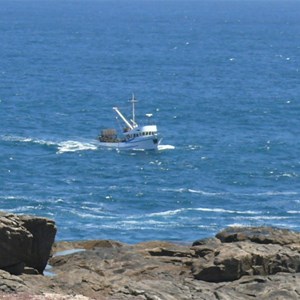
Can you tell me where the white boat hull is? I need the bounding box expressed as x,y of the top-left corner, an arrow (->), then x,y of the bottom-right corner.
99,136 -> 161,150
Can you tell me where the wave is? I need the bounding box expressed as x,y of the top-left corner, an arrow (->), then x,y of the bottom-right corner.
160,187 -> 299,198
188,189 -> 227,196
253,191 -> 298,196
160,187 -> 225,196
235,216 -> 289,220
148,207 -> 258,217
280,173 -> 298,178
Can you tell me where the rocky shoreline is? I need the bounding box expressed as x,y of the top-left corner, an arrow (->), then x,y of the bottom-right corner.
0,212 -> 299,299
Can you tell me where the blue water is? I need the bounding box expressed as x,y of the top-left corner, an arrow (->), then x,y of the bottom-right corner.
1,0 -> 300,244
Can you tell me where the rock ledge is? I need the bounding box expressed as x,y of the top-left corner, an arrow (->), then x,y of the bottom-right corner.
1,213 -> 299,300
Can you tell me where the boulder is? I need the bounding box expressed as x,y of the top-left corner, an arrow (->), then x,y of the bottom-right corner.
0,270 -> 28,293
19,215 -> 57,274
0,212 -> 56,275
0,225 -> 299,299
216,226 -> 300,245
192,226 -> 300,282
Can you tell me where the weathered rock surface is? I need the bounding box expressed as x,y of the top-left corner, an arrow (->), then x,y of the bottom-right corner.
216,226 -> 300,245
0,212 -> 56,275
0,214 -> 299,299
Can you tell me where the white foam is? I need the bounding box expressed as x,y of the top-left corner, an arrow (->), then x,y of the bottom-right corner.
161,188 -> 186,193
263,191 -> 298,196
243,191 -> 298,196
188,189 -> 226,196
148,207 -> 258,217
57,140 -> 98,154
228,223 -> 251,228
161,187 -> 225,196
1,135 -> 56,146
194,208 -> 257,214
1,135 -> 98,154
160,188 -> 299,198
281,173 -> 297,178
235,216 -> 289,220
158,144 -> 175,150
148,208 -> 184,217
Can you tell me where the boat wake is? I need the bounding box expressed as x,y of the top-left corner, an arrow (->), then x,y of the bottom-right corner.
1,135 -> 98,154
1,135 -> 56,147
57,140 -> 98,154
1,134 -> 174,154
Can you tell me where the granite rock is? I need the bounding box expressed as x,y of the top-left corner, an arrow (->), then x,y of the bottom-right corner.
1,215 -> 300,299
0,212 -> 56,275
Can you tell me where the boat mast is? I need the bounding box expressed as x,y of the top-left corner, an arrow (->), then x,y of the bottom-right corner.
112,95 -> 139,130
130,94 -> 138,126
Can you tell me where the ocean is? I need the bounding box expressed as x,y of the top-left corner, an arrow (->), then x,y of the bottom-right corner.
1,0 -> 299,244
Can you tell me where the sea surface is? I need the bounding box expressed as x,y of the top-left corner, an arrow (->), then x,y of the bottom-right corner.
1,0 -> 300,244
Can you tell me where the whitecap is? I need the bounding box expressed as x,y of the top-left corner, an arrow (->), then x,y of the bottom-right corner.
188,189 -> 226,196
235,216 -> 289,220
160,187 -> 186,193
194,207 -> 258,215
228,223 -> 251,228
262,191 -> 298,196
243,191 -> 298,197
281,173 -> 297,178
160,188 -> 226,196
148,208 -> 185,217
148,207 -> 258,217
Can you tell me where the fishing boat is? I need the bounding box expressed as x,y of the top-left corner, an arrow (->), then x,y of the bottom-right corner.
98,95 -> 162,150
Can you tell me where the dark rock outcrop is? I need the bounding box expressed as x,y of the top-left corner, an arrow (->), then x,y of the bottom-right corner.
0,212 -> 56,275
191,240 -> 300,282
0,214 -> 299,299
19,214 -> 57,274
192,226 -> 300,283
216,226 -> 300,245
20,226 -> 300,299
